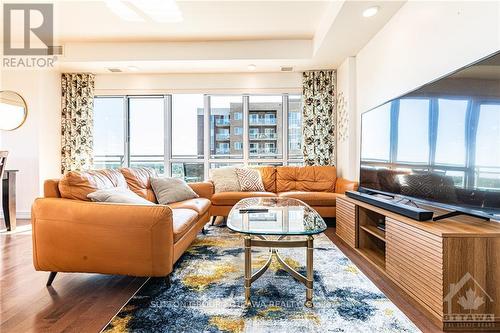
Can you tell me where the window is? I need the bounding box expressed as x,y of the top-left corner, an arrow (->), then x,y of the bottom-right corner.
435,99 -> 467,166
171,162 -> 204,183
249,95 -> 283,159
129,97 -> 165,173
210,96 -> 243,159
475,103 -> 500,190
249,142 -> 258,154
172,94 -> 204,159
396,98 -> 430,163
93,97 -> 125,169
93,93 -> 303,179
288,95 -> 302,160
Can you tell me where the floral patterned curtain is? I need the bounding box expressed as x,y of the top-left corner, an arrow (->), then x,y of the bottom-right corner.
61,73 -> 95,173
302,70 -> 336,166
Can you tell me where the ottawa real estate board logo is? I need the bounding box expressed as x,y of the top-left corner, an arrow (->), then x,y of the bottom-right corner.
444,272 -> 495,329
2,3 -> 59,68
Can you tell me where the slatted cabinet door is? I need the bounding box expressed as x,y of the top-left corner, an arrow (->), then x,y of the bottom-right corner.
386,217 -> 444,320
336,197 -> 357,248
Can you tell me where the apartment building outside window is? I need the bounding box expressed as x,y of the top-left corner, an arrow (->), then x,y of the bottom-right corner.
93,94 -> 303,182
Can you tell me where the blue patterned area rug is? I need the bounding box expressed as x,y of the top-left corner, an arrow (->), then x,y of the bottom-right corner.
104,226 -> 420,333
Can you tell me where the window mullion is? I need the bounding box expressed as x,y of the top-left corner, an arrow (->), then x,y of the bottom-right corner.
124,96 -> 130,167
243,95 -> 250,166
283,94 -> 289,165
165,95 -> 172,176
204,95 -> 210,180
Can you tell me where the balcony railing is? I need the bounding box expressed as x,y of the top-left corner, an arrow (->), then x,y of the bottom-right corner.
249,133 -> 277,140
249,118 -> 276,125
215,148 -> 230,154
215,118 -> 230,126
215,133 -> 230,140
93,154 -> 165,172
249,148 -> 277,154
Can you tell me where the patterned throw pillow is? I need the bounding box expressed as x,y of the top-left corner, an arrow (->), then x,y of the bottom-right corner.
235,168 -> 265,192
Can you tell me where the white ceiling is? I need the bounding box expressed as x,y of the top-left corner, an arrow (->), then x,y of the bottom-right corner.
4,0 -> 406,73
53,1 -> 329,42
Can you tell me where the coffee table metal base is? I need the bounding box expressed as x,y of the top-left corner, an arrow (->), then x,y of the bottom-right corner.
244,235 -> 314,308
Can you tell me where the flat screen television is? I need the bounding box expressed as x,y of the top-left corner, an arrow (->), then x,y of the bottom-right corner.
359,51 -> 500,220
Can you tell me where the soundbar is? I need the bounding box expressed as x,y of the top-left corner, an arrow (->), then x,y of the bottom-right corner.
345,191 -> 434,221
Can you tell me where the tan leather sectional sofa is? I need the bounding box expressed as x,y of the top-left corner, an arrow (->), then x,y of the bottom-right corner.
32,165 -> 356,283
32,168 -> 213,284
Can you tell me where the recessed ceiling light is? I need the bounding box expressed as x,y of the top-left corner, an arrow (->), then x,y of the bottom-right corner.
105,0 -> 144,22
128,66 -> 139,71
248,64 -> 257,71
362,6 -> 379,18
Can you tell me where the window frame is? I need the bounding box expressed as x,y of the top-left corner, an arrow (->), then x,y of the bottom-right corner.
93,93 -> 303,180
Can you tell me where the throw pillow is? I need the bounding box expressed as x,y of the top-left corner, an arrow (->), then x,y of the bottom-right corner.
87,188 -> 153,205
235,167 -> 265,192
209,167 -> 241,193
150,177 -> 199,205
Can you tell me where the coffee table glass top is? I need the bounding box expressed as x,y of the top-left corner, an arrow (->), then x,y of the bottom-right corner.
227,197 -> 327,235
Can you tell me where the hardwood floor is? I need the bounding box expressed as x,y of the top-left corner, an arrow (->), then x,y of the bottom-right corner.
1,220 -> 443,333
1,220 -> 147,333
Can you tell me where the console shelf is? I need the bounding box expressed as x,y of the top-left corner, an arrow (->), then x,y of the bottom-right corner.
335,195 -> 500,331
359,225 -> 385,242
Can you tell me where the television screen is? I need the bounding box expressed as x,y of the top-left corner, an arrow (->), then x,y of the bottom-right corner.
360,52 -> 500,219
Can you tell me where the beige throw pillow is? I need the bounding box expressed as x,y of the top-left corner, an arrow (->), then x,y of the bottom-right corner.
209,167 -> 241,193
150,177 -> 199,204
87,188 -> 153,205
235,168 -> 266,192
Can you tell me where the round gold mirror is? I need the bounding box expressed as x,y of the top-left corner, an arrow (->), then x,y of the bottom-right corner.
0,90 -> 28,131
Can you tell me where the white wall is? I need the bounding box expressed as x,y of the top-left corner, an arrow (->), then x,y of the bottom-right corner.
357,1 -> 500,114
95,72 -> 302,95
0,70 -> 61,217
347,0 -> 500,180
336,57 -> 357,180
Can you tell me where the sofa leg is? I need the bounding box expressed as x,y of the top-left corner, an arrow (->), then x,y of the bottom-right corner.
46,272 -> 57,286
210,216 -> 216,226
201,227 -> 207,235
165,274 -> 171,288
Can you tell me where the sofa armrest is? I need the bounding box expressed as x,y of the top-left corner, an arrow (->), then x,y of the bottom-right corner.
335,178 -> 358,194
188,181 -> 214,199
31,198 -> 174,277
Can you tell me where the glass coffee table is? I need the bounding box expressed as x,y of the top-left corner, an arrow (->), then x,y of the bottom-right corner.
227,197 -> 327,308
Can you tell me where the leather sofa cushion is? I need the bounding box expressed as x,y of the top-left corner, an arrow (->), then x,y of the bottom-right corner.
278,191 -> 340,206
168,198 -> 211,217
211,191 -> 276,206
59,169 -> 128,201
276,166 -> 336,193
44,179 -> 61,198
251,166 -> 276,193
119,167 -> 157,202
172,209 -> 199,243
